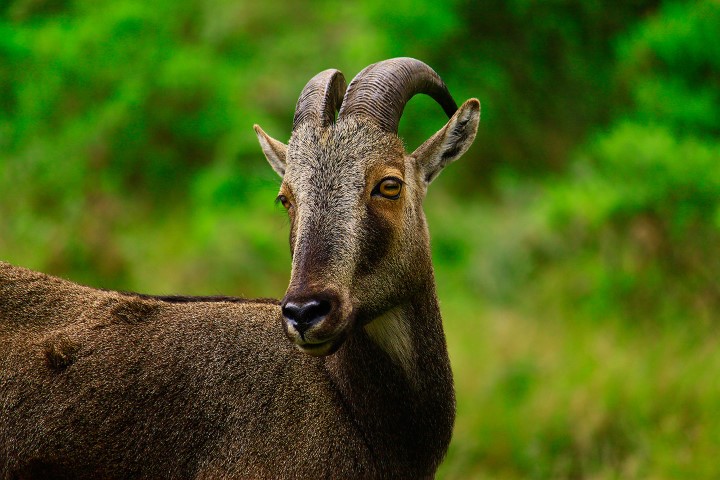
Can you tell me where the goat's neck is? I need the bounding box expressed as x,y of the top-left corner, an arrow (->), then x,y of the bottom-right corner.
323,274 -> 454,474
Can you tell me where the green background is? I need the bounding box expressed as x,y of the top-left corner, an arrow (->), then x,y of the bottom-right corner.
2,0 -> 720,477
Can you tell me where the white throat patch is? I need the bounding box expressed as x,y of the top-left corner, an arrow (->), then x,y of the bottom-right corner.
363,306 -> 417,382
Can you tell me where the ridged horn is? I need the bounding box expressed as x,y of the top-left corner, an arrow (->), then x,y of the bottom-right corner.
292,69 -> 347,130
337,57 -> 458,133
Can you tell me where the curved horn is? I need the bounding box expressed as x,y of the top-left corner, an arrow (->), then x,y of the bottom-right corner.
292,69 -> 347,130
337,57 -> 458,133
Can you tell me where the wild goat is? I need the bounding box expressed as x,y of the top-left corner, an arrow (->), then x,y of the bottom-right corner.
0,57 -> 480,479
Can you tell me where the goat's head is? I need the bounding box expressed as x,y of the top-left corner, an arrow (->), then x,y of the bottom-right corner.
254,58 -> 480,356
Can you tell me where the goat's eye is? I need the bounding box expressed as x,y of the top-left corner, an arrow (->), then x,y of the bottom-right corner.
276,195 -> 292,210
373,178 -> 403,200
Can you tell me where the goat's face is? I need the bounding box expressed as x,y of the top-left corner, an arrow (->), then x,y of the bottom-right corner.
275,120 -> 423,355
254,59 -> 479,355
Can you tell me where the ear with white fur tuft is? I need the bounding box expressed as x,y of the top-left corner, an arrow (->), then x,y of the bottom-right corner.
411,98 -> 480,184
254,124 -> 288,178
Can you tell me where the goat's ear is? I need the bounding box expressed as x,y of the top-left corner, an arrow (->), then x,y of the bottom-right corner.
254,124 -> 288,178
411,98 -> 480,184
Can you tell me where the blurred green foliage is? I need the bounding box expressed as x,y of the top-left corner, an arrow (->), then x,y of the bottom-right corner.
2,0 -> 720,478
536,0 -> 720,323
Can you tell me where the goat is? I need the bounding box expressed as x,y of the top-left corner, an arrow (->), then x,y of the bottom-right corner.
0,57 -> 480,479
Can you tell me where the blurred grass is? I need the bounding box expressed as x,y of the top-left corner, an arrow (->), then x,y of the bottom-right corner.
440,292 -> 720,479
426,196 -> 720,478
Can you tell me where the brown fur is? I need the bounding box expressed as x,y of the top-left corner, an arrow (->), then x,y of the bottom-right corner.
0,262 -> 447,478
1,59 -> 480,479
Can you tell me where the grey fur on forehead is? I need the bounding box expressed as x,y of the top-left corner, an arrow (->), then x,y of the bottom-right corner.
286,118 -> 405,174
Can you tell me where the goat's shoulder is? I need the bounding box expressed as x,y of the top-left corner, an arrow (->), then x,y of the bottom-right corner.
126,292 -> 279,306
0,261 -> 281,334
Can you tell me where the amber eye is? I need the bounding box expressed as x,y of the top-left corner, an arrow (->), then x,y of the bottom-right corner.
373,177 -> 403,200
276,194 -> 292,210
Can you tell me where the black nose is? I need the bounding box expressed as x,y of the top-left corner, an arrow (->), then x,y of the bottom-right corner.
282,298 -> 332,335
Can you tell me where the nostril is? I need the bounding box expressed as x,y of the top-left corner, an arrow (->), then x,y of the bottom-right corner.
281,302 -> 302,324
307,299 -> 331,320
282,299 -> 332,333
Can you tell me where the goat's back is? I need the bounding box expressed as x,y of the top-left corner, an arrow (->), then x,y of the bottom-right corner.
0,262 -> 372,479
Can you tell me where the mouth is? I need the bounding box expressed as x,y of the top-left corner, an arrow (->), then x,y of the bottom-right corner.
295,339 -> 337,356
290,327 -> 349,357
